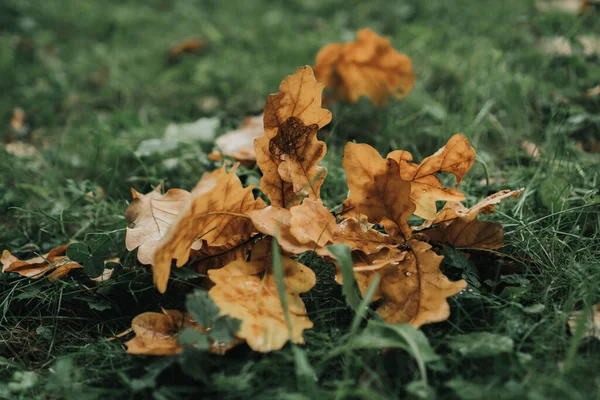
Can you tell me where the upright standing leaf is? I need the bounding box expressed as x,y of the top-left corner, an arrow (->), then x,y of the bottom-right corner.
255,66 -> 332,208
314,28 -> 415,105
341,142 -> 415,239
387,134 -> 476,219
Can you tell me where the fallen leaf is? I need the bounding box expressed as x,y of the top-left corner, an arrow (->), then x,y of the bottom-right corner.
152,165 -> 266,293
168,38 -> 206,61
192,238 -> 253,274
255,66 -> 332,208
125,186 -> 192,265
536,0 -> 589,13
387,134 -> 476,220
416,188 -> 523,230
1,245 -> 82,281
568,302 -> 600,340
521,141 -> 540,162
587,85 -> 600,96
209,115 -> 263,163
208,254 -> 316,352
424,218 -> 504,250
4,142 -> 42,160
125,309 -> 239,356
539,35 -> 600,57
374,240 -> 466,327
341,142 -> 415,239
314,28 -> 415,105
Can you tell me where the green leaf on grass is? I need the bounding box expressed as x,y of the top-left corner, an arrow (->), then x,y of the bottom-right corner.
66,236 -> 113,278
178,327 -> 211,350
448,332 -> 514,358
185,290 -> 221,328
210,317 -> 242,344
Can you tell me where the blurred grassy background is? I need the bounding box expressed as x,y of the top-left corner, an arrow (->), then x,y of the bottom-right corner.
1,0 -> 599,399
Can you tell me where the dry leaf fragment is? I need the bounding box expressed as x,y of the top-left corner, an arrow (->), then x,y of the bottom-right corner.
521,141 -> 540,162
568,302 -> 600,340
374,240 -> 466,327
152,165 -> 266,293
209,115 -> 263,163
168,38 -> 206,61
1,245 -> 82,281
255,66 -> 332,208
341,142 -> 415,239
208,255 -> 316,352
314,28 -> 415,105
125,309 -> 239,356
416,188 -> 523,230
125,186 -> 191,265
587,85 -> 600,97
387,134 -> 476,220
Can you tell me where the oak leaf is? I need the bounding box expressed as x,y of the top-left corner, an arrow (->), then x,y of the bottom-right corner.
341,142 -> 415,239
255,66 -> 332,208
387,134 -> 476,219
248,200 -> 396,256
125,185 -> 191,265
125,309 -> 239,356
208,253 -> 316,352
423,218 -> 504,250
1,245 -> 82,281
152,165 -> 266,293
209,114 -> 263,164
374,240 -> 466,327
314,28 -> 415,105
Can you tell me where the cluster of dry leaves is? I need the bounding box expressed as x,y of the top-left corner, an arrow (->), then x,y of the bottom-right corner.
122,53 -> 522,353
2,30 -> 525,355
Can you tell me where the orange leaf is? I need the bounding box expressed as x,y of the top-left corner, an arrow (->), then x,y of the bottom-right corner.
341,142 -> 415,239
125,186 -> 191,265
1,245 -> 82,281
314,28 -> 415,105
387,134 -> 476,219
152,165 -> 266,293
208,254 -> 316,352
255,66 -> 332,208
210,114 -> 263,164
125,309 -> 240,356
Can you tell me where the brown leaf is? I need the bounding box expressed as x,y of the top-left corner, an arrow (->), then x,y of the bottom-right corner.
192,239 -> 253,274
168,38 -> 206,61
255,66 -> 332,208
314,28 -> 415,105
152,165 -> 266,293
387,134 -> 476,219
1,245 -> 82,281
208,255 -> 316,352
341,142 -> 415,239
424,218 -> 504,250
125,309 -> 240,356
125,186 -> 191,265
209,114 -> 263,164
416,188 -> 523,230
373,240 -> 466,327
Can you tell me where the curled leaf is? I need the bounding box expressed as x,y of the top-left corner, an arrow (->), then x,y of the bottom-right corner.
1,245 -> 82,281
341,142 -> 415,239
152,165 -> 266,293
255,66 -> 332,208
208,255 -> 316,352
314,28 -> 415,105
387,134 -> 475,220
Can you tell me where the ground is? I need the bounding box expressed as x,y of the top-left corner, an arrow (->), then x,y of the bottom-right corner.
1,0 -> 599,399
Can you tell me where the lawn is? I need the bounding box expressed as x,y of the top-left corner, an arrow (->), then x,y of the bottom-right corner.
1,0 -> 599,399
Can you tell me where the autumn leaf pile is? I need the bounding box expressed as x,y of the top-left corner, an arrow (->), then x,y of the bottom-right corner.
1,29 -> 523,355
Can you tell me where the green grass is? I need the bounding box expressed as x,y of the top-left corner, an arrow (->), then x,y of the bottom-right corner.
1,0 -> 600,398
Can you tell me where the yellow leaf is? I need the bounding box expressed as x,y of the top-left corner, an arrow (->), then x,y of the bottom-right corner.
152,165 -> 266,293
387,134 -> 476,219
255,66 -> 332,208
341,142 -> 415,239
208,255 -> 316,352
314,28 -> 415,105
